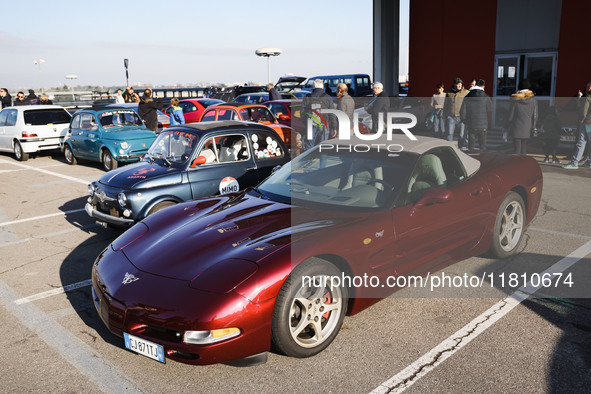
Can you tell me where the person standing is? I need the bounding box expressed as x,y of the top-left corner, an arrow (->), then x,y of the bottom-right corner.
13,92 -> 30,106
122,86 -> 136,103
505,87 -> 538,155
27,89 -> 40,105
115,89 -> 125,104
138,89 -> 163,133
267,83 -> 281,101
0,88 -> 12,108
364,81 -> 389,133
302,79 -> 334,150
39,93 -> 53,105
563,82 -> 591,168
169,98 -> 185,125
444,78 -> 470,149
336,83 -> 355,126
430,83 -> 446,138
460,79 -> 491,151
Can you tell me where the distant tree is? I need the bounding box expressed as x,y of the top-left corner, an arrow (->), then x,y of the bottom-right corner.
62,84 -> 68,91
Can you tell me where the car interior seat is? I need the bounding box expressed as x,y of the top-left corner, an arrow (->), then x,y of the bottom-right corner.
199,148 -> 217,164
219,137 -> 246,162
407,153 -> 447,201
339,160 -> 383,190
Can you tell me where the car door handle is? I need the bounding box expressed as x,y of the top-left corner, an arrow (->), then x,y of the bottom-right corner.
246,167 -> 256,171
471,187 -> 484,196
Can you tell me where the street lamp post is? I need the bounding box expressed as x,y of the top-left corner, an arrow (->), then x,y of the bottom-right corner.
33,59 -> 45,92
255,48 -> 282,84
65,75 -> 78,93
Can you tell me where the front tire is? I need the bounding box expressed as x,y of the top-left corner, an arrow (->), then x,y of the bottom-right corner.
489,191 -> 526,258
14,141 -> 29,161
147,201 -> 176,216
271,258 -> 347,358
102,150 -> 118,171
64,144 -> 77,165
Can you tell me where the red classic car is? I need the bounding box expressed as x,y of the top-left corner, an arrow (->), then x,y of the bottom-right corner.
199,103 -> 297,149
165,98 -> 224,124
92,135 -> 542,365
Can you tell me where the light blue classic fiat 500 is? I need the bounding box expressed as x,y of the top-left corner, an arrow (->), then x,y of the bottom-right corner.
63,107 -> 157,171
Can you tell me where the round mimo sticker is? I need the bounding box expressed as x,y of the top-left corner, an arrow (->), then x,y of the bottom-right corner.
219,176 -> 239,194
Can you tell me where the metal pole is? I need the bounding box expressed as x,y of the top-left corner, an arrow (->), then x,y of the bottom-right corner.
267,56 -> 271,84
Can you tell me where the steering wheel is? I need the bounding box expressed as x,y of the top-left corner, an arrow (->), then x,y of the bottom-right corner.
367,178 -> 394,192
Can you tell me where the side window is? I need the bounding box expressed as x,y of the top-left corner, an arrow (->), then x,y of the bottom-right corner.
0,110 -> 8,126
218,134 -> 249,163
251,132 -> 284,160
197,137 -> 219,164
406,148 -> 466,204
6,109 -> 17,126
217,109 -> 236,121
249,107 -> 274,123
70,115 -> 81,130
201,110 -> 216,122
268,103 -> 287,117
80,114 -> 94,129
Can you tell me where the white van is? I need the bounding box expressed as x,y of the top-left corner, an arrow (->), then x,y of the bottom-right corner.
0,105 -> 71,161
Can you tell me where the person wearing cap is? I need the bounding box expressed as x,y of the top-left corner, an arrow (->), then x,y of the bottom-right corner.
444,77 -> 470,149
27,89 -> 40,105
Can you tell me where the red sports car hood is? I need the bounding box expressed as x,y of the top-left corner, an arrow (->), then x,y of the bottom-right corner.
119,192 -> 363,281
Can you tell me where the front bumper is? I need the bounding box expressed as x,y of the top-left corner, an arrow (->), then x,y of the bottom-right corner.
85,202 -> 134,227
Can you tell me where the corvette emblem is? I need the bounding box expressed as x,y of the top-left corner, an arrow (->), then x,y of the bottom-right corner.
122,272 -> 139,285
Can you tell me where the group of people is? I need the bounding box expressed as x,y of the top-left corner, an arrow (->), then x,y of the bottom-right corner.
0,88 -> 53,108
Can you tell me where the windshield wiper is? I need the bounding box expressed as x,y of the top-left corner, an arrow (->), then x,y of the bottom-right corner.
249,187 -> 268,200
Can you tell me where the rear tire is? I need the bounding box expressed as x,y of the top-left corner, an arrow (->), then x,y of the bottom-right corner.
14,141 -> 29,161
489,191 -> 526,258
102,150 -> 118,171
64,144 -> 77,165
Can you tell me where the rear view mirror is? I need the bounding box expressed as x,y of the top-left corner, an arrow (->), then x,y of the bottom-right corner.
414,188 -> 453,210
191,156 -> 207,168
278,114 -> 290,120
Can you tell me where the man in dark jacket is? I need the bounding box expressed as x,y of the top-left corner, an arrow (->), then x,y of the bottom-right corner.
302,79 -> 334,150
267,83 -> 281,101
505,87 -> 538,155
460,79 -> 491,151
336,83 -> 355,125
563,82 -> 591,168
14,92 -> 30,106
0,88 -> 11,108
27,89 -> 40,105
364,81 -> 389,133
444,77 -> 470,149
138,89 -> 163,133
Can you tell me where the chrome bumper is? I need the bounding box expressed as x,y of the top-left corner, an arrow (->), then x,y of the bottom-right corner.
85,202 -> 134,227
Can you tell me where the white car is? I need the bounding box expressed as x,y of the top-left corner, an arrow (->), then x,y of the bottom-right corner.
0,105 -> 71,161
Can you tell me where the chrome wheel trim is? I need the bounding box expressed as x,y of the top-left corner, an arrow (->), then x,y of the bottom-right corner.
65,145 -> 73,163
499,201 -> 524,252
103,152 -> 112,170
14,142 -> 22,160
288,276 -> 343,349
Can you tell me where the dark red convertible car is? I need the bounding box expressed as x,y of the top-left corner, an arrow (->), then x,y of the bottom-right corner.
92,135 -> 542,365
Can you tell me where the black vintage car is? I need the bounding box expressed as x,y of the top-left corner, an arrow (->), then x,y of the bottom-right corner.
85,121 -> 289,227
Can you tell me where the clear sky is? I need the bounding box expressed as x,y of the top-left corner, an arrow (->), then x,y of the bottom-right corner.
0,0 -> 408,90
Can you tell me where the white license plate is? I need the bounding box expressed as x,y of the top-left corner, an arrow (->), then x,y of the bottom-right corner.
560,135 -> 576,142
124,333 -> 165,363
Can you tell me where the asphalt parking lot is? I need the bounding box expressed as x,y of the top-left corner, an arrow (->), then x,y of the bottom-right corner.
1,149 -> 590,393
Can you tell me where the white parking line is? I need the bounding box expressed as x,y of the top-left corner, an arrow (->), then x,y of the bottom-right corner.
0,208 -> 85,227
14,279 -> 92,305
0,278 -> 142,393
370,239 -> 591,393
0,159 -> 89,185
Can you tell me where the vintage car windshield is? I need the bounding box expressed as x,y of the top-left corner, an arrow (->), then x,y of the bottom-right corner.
257,147 -> 418,210
99,110 -> 143,129
147,130 -> 199,165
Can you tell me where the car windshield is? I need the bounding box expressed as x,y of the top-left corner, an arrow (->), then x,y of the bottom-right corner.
23,109 -> 71,125
147,130 -> 199,165
256,147 -> 418,210
200,99 -> 224,108
99,110 -> 143,129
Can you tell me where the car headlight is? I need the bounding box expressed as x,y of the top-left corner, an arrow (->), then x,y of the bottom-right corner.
183,328 -> 240,345
117,192 -> 127,208
88,184 -> 96,197
120,141 -> 129,149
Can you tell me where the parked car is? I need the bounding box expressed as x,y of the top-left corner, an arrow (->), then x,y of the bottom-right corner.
91,135 -> 542,365
164,98 -> 224,124
0,105 -> 71,161
63,107 -> 157,171
232,92 -> 292,104
85,121 -> 289,227
199,103 -> 297,149
301,74 -> 373,97
105,103 -> 170,132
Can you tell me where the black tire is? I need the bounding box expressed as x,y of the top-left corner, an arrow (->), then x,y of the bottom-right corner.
64,144 -> 77,165
14,141 -> 29,161
102,150 -> 118,171
147,201 -> 176,216
271,257 -> 347,358
489,191 -> 526,258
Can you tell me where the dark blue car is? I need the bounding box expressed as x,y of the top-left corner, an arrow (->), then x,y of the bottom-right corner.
85,121 -> 290,227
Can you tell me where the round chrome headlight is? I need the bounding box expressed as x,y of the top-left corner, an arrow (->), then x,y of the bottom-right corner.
120,141 -> 129,149
117,192 -> 127,208
88,184 -> 95,197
